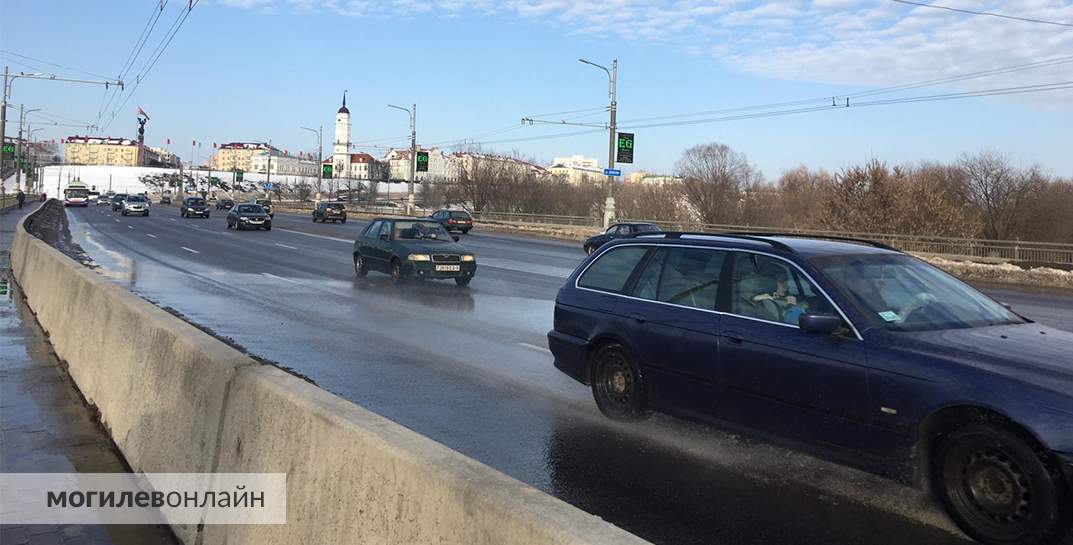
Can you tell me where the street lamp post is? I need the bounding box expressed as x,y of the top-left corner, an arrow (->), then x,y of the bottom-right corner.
579,58 -> 618,228
27,127 -> 43,193
301,125 -> 323,199
15,106 -> 42,192
388,103 -> 416,215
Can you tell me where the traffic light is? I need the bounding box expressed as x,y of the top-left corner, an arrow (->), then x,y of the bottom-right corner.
416,151 -> 429,172
616,132 -> 634,164
322,164 -> 333,179
234,170 -> 244,183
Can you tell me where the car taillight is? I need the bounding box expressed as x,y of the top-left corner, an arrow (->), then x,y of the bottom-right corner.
448,219 -> 456,224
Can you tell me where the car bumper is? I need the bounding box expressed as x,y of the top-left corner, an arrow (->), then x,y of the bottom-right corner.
548,329 -> 589,384
407,261 -> 477,279
240,220 -> 270,228
126,208 -> 148,215
186,209 -> 210,217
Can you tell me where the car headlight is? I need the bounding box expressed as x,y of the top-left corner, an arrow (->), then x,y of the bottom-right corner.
240,217 -> 250,221
408,254 -> 431,261
461,255 -> 475,262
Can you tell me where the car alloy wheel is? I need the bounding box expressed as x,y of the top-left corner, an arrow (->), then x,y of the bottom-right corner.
354,254 -> 368,277
935,423 -> 1071,545
390,259 -> 403,282
590,343 -> 650,421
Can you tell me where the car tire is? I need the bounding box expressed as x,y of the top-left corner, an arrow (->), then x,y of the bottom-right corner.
390,258 -> 404,282
264,225 -> 271,231
454,277 -> 471,287
341,218 -> 347,224
590,343 -> 651,422
585,245 -> 594,255
933,422 -> 1072,545
235,223 -> 243,231
354,254 -> 368,277
462,228 -> 471,234
205,213 -> 210,219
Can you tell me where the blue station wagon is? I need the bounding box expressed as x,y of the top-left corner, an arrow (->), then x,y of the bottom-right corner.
548,232 -> 1073,545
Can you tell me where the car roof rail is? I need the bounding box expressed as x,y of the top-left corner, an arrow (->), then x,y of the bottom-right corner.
630,231 -> 796,253
722,231 -> 899,251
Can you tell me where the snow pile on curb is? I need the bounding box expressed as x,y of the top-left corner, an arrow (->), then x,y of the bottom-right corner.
921,256 -> 1073,290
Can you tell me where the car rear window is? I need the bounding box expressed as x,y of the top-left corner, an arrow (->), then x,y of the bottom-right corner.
327,203 -> 345,210
186,198 -> 205,205
578,246 -> 649,294
449,211 -> 471,219
635,224 -> 661,233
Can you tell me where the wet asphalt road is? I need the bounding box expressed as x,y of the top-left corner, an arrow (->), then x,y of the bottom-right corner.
65,204 -> 1073,545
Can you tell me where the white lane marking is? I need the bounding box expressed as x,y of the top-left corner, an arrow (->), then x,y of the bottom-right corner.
146,234 -> 157,238
478,256 -> 574,279
275,228 -> 350,243
274,243 -> 298,250
169,218 -> 176,222
115,219 -> 120,222
181,246 -> 199,254
518,342 -> 552,354
261,272 -> 302,284
127,225 -> 135,229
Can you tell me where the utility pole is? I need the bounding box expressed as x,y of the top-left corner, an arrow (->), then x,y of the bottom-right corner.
1,65 -> 123,185
389,103 -> 416,215
15,106 -> 42,192
301,125 -> 323,199
579,58 -> 618,228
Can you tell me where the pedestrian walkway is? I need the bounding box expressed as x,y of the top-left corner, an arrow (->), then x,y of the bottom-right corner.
1,205 -> 176,545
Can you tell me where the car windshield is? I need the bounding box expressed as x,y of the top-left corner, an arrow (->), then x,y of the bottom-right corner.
186,198 -> 205,205
256,200 -> 271,206
126,196 -> 147,203
326,203 -> 345,210
815,254 -> 1025,332
236,205 -> 263,214
395,221 -> 451,240
449,211 -> 470,219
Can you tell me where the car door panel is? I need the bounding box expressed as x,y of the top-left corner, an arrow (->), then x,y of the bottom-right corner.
718,251 -> 873,452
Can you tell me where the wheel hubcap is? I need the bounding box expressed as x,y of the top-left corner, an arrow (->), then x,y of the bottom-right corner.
963,450 -> 1031,524
601,354 -> 633,405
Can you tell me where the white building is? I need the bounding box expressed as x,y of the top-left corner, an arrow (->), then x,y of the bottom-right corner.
249,153 -> 318,177
628,171 -> 682,185
552,155 -> 598,169
384,147 -> 457,182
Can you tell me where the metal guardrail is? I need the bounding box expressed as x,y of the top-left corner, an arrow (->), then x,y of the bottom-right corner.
271,204 -> 1073,266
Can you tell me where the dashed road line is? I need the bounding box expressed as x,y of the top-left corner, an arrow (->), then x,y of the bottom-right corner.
518,342 -> 552,354
146,233 -> 157,238
261,272 -> 302,284
181,246 -> 200,254
127,225 -> 134,229
275,228 -> 350,243
274,243 -> 298,250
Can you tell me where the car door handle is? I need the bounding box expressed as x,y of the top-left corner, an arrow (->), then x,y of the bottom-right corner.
627,313 -> 646,324
724,331 -> 744,344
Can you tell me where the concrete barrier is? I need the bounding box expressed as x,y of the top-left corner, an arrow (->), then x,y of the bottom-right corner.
11,207 -> 650,545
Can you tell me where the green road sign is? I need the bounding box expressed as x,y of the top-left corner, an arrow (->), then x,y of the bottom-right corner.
234,169 -> 244,183
416,151 -> 429,172
616,132 -> 634,164
1,143 -> 15,157
322,164 -> 333,179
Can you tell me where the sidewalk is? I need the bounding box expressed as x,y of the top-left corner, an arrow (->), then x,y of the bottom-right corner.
1,205 -> 176,545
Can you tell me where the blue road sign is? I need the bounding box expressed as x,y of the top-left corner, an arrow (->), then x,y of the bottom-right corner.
604,168 -> 622,177
262,182 -> 273,190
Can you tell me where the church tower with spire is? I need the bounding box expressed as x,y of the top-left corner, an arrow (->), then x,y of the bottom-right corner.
333,91 -> 352,176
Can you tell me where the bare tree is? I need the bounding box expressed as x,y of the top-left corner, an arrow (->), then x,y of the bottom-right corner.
959,150 -> 1042,240
675,143 -> 762,225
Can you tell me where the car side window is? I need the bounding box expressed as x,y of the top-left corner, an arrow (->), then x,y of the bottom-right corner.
605,225 -> 618,235
378,222 -> 392,239
578,246 -> 650,294
730,253 -> 835,326
617,225 -> 632,235
651,247 -> 725,310
365,221 -> 381,238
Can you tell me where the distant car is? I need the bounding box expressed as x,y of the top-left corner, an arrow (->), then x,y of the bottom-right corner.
97,194 -> 112,206
430,209 -> 473,234
121,195 -> 150,216
216,198 -> 234,210
180,197 -> 210,218
227,204 -> 271,231
549,232 -> 1073,545
88,191 -> 100,204
352,218 -> 476,286
582,223 -> 662,255
313,202 -> 347,223
111,194 -> 129,212
160,195 -> 172,205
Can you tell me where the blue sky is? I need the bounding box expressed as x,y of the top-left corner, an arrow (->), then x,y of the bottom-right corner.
2,0 -> 1072,177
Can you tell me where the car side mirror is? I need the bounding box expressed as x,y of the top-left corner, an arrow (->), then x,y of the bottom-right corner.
379,234 -> 389,241
452,235 -> 460,242
799,313 -> 843,335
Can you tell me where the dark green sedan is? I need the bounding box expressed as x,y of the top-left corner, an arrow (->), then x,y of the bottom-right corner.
353,218 -> 477,286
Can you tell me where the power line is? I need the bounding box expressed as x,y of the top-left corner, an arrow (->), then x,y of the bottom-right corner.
0,50 -> 115,80
888,0 -> 1073,28
97,1 -> 170,126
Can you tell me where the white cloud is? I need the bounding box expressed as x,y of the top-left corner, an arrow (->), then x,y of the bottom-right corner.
221,0 -> 1073,106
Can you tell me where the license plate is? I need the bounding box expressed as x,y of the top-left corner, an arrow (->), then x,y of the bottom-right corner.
435,264 -> 461,272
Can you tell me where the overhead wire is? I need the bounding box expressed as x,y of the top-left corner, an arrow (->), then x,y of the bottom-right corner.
888,0 -> 1073,28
